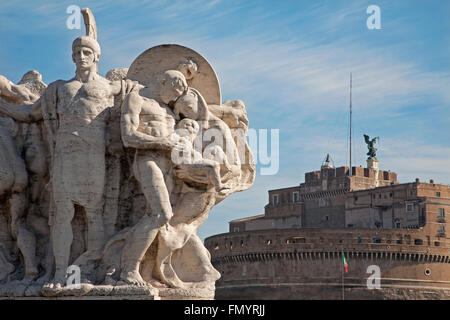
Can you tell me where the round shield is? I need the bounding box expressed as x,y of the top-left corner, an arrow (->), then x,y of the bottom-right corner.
127,44 -> 221,105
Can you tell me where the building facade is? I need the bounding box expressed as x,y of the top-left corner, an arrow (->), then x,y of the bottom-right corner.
205,159 -> 450,299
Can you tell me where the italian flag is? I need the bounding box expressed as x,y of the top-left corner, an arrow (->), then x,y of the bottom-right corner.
342,252 -> 348,273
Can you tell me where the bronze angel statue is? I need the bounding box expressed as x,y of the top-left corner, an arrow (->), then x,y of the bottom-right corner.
363,134 -> 379,159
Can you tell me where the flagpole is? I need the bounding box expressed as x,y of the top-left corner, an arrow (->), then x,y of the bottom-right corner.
349,73 -> 352,177
341,248 -> 345,300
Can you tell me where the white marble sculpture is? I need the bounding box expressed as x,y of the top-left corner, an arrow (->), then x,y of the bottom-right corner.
0,8 -> 254,299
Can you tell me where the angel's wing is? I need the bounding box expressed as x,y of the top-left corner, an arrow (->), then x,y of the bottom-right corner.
364,134 -> 370,144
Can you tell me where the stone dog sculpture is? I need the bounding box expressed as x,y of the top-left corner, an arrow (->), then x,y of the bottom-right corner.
0,8 -> 254,298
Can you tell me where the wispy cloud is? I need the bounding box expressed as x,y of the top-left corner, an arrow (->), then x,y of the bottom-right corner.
381,138 -> 450,183
98,26 -> 450,118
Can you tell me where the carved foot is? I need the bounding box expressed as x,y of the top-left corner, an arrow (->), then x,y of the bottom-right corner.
164,278 -> 187,290
119,270 -> 150,287
43,276 -> 66,291
217,185 -> 231,194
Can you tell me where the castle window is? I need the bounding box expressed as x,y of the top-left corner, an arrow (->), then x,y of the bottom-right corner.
414,239 -> 423,245
286,237 -> 305,244
373,238 -> 382,244
434,241 -> 440,247
390,193 -> 393,198
357,236 -> 362,243
293,192 -> 299,203
439,225 -> 445,234
233,227 -> 240,232
354,196 -> 358,202
273,194 -> 279,205
406,204 -> 414,212
436,192 -> 441,197
439,208 -> 445,217
396,222 -> 401,228
396,239 -> 402,244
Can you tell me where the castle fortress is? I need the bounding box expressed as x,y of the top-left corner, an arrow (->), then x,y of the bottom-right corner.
205,157 -> 450,299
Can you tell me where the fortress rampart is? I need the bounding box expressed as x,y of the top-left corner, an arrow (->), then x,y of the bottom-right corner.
206,161 -> 450,299
205,228 -> 450,299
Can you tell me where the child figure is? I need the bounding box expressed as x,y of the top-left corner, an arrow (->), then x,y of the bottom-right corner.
171,118 -> 230,192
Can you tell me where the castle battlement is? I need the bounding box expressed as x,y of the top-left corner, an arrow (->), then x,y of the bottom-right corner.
237,162 -> 448,233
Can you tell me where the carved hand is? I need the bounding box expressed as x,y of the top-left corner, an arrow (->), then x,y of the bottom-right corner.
159,139 -> 178,151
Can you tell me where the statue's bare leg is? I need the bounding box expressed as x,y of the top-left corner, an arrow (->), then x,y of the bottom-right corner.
10,192 -> 39,281
46,197 -> 75,288
154,229 -> 186,288
0,248 -> 15,282
201,161 -> 229,192
158,233 -> 220,289
35,234 -> 54,284
185,234 -> 221,286
85,207 -> 105,252
120,215 -> 160,286
36,191 -> 55,284
4,135 -> 38,282
0,141 -> 14,195
120,159 -> 173,286
154,192 -> 216,288
0,126 -> 28,193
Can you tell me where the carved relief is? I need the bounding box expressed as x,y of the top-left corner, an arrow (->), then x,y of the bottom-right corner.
0,8 -> 254,299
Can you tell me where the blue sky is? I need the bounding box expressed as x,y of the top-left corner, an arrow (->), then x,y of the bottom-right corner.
1,0 -> 449,240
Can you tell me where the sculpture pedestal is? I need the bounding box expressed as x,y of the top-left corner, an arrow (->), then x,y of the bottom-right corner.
158,287 -> 215,300
367,158 -> 378,170
0,283 -> 215,300
0,295 -> 160,300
